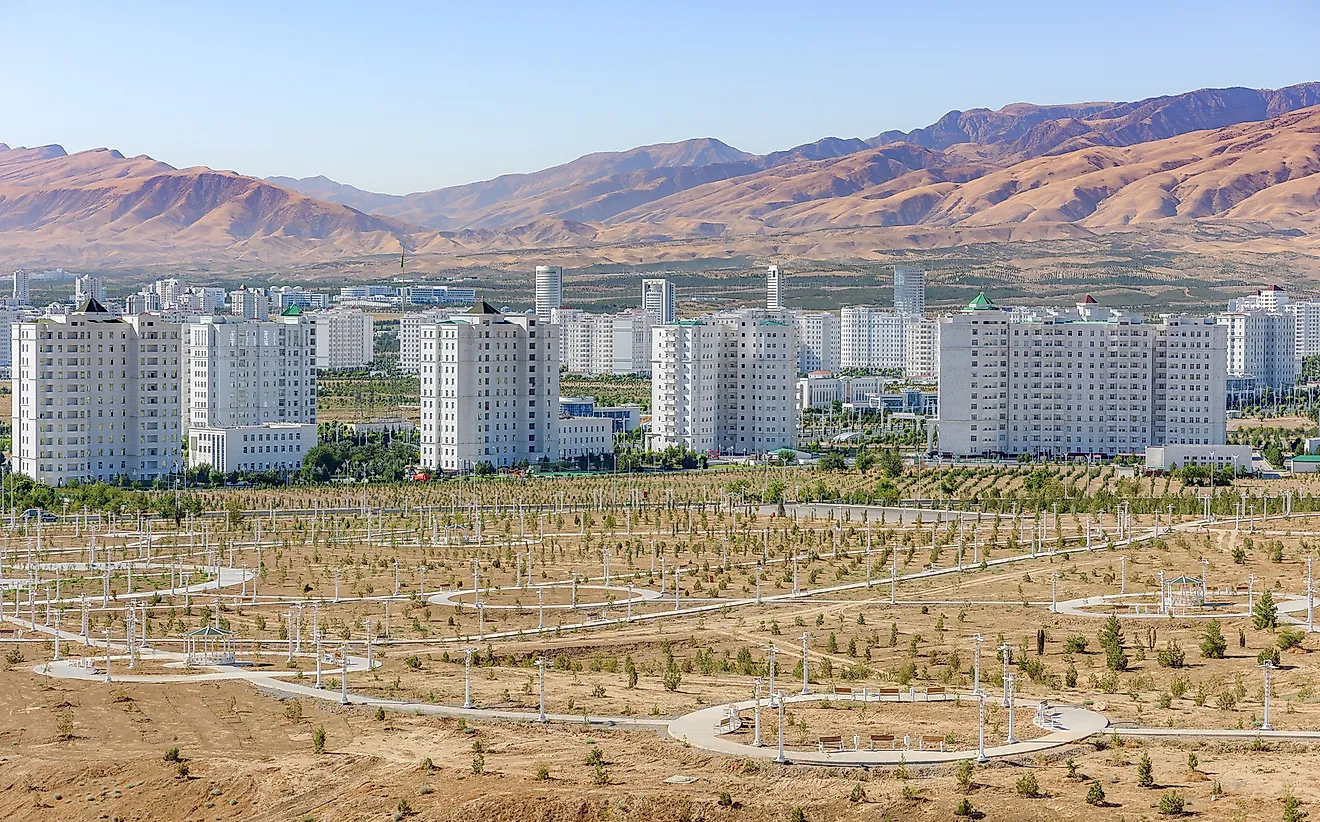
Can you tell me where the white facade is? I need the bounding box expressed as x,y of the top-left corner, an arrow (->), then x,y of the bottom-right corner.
11,305 -> 183,484
12,270 -> 30,306
1288,300 -> 1320,371
894,266 -> 926,317
553,307 -> 654,376
1219,287 -> 1296,393
795,311 -> 839,374
418,303 -> 560,471
905,317 -> 940,378
188,422 -> 316,474
1145,444 -> 1251,472
840,307 -> 907,371
641,278 -> 676,324
797,373 -> 887,409
399,309 -> 454,372
558,415 -> 614,459
937,295 -> 1227,458
0,309 -> 19,378
230,287 -> 270,320
186,311 -> 316,430
185,287 -> 227,313
74,275 -> 106,306
309,308 -> 374,369
534,265 -> 563,323
650,311 -> 797,454
269,286 -> 330,311
610,308 -> 655,375
153,278 -> 183,310
766,264 -> 783,311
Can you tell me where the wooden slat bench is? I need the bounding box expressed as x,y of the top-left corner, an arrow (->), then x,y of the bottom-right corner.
818,734 -> 844,752
869,734 -> 896,750
925,686 -> 946,700
919,734 -> 946,751
876,687 -> 901,699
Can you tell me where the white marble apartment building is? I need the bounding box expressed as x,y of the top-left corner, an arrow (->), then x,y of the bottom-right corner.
905,317 -> 940,378
795,311 -> 839,374
840,306 -> 907,371
309,308 -> 374,369
230,286 -> 269,320
11,301 -> 183,484
185,308 -> 316,430
641,278 -> 676,324
552,307 -> 654,376
938,294 -> 1226,458
1219,305 -> 1295,393
893,266 -> 926,317
1289,299 -> 1320,371
610,308 -> 655,375
399,309 -> 454,372
649,311 -> 797,454
418,302 -> 559,471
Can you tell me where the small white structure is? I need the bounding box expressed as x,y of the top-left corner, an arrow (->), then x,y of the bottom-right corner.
1144,445 -> 1252,472
559,415 -> 614,459
188,423 -> 317,473
183,625 -> 236,666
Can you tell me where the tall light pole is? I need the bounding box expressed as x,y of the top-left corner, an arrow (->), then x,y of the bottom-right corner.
998,643 -> 1012,707
1005,673 -> 1017,744
752,678 -> 763,747
799,632 -> 810,695
463,647 -> 475,709
535,656 -> 547,722
774,691 -> 787,765
976,689 -> 988,763
766,644 -> 778,697
339,644 -> 349,705
1261,660 -> 1276,731
971,634 -> 983,693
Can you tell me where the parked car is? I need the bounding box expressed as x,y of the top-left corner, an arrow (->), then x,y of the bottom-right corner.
19,509 -> 57,522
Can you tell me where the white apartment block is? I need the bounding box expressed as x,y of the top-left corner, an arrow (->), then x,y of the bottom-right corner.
11,301 -> 183,484
188,422 -> 316,474
552,307 -> 654,376
766,264 -> 783,311
230,286 -> 270,320
1219,286 -> 1296,393
641,278 -> 676,323
184,287 -> 227,313
894,266 -> 926,317
269,286 -> 330,311
153,278 -> 183,309
611,308 -> 655,375
74,275 -> 106,306
937,294 -> 1227,458
649,311 -> 797,454
558,415 -> 614,459
1289,299 -> 1320,371
0,309 -> 19,378
399,309 -> 455,372
840,307 -> 907,371
309,308 -> 374,369
534,265 -> 563,323
12,270 -> 30,306
418,302 -> 560,471
795,311 -> 839,373
905,317 -> 940,378
185,308 -> 316,430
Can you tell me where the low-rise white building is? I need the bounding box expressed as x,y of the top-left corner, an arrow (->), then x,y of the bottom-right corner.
797,372 -> 888,409
1144,444 -> 1251,472
558,415 -> 614,459
188,422 -> 316,474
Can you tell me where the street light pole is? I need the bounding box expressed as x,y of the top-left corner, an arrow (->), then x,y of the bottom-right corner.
800,632 -> 810,695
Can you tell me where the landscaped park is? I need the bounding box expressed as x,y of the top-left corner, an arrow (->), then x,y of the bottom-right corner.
3,464 -> 1320,820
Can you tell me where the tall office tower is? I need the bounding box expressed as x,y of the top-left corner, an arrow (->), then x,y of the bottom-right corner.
937,293 -> 1227,458
1220,285 -> 1296,393
185,307 -> 316,430
74,274 -> 106,306
893,266 -> 926,317
534,265 -> 563,322
153,278 -> 183,309
839,306 -> 908,371
12,270 -> 30,306
418,301 -> 560,471
230,286 -> 270,320
795,311 -> 840,373
766,264 -> 783,311
649,310 -> 797,454
641,278 -> 676,323
11,300 -> 183,484
308,308 -> 375,369
399,308 -> 455,372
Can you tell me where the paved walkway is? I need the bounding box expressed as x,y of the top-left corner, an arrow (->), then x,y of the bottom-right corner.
667,691 -> 1109,765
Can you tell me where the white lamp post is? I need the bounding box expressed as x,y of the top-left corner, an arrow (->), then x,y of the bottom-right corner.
971,634 -> 983,693
463,647 -> 475,708
799,632 -> 810,695
1005,673 -> 1017,744
339,644 -> 349,705
535,656 -> 547,722
1261,661 -> 1276,731
976,689 -> 988,763
998,643 -> 1012,707
774,691 -> 787,764
752,678 -> 763,747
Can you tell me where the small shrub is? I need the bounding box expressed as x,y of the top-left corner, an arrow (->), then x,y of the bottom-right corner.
534,763 -> 550,780
1283,791 -> 1307,822
1157,790 -> 1185,816
1187,752 -> 1199,773
585,747 -> 604,766
1086,780 -> 1106,806
1137,752 -> 1154,787
1015,772 -> 1040,798
375,706 -> 386,721
1156,640 -> 1185,669
312,725 -> 326,754
849,783 -> 865,803
717,791 -> 733,807
592,761 -> 608,785
471,753 -> 485,775
175,761 -> 190,779
954,797 -> 974,817
163,747 -> 180,762
955,759 -> 974,792
789,808 -> 805,822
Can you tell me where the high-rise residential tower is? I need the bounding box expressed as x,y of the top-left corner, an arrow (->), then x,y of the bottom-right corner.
766,264 -> 783,311
534,265 -> 563,323
12,270 -> 30,306
894,266 -> 926,317
641,278 -> 676,323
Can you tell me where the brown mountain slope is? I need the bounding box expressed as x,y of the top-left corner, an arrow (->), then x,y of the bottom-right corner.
0,145 -> 438,264
596,105 -> 1320,242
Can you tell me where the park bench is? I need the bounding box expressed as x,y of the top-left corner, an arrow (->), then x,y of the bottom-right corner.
868,734 -> 896,750
876,687 -> 901,700
833,686 -> 854,699
919,734 -> 946,751
925,686 -> 945,700
818,734 -> 844,752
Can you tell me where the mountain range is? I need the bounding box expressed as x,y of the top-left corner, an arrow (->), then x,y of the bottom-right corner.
4,82 -> 1320,266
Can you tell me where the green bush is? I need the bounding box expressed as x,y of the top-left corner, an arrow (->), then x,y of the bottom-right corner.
1157,790 -> 1185,816
1137,752 -> 1154,787
312,725 -> 326,754
954,797 -> 974,817
1086,781 -> 1106,806
1156,640 -> 1186,668
717,791 -> 733,807
1015,772 -> 1040,797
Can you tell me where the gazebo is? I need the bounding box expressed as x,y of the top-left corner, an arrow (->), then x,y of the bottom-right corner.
183,625 -> 236,666
1162,575 -> 1204,613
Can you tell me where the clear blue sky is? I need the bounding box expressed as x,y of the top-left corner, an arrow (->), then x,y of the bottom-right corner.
3,0 -> 1317,195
